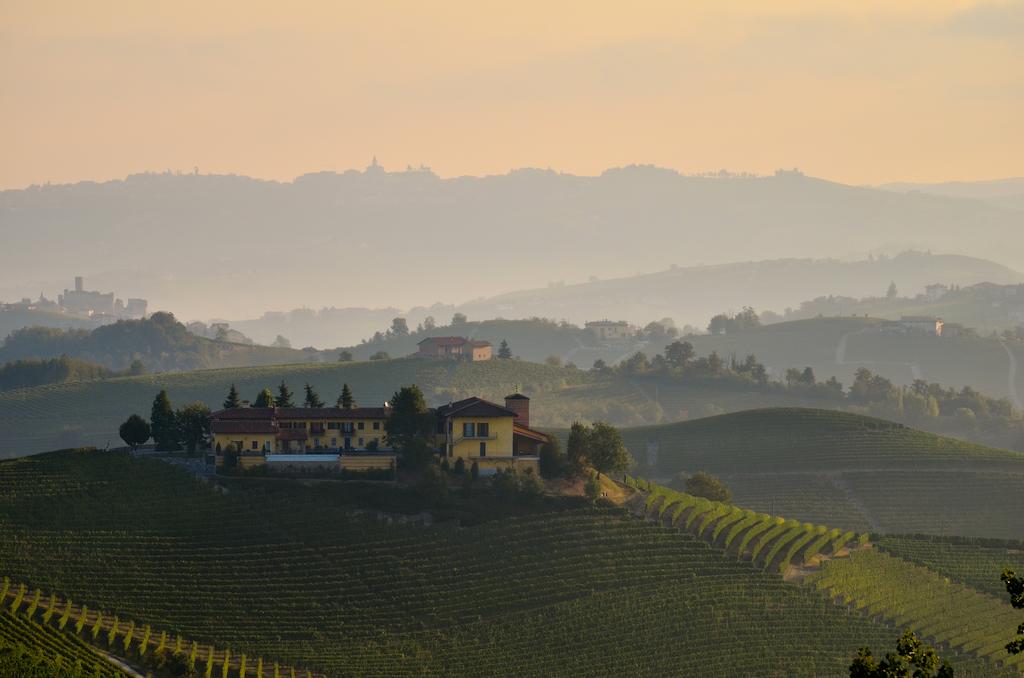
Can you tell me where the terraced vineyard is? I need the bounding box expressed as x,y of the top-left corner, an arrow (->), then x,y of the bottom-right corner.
806,549 -> 1024,672
632,479 -> 864,573
1,450 -> 1015,677
625,408 -> 1024,538
716,473 -> 873,532
876,534 -> 1024,599
0,357 -> 588,457
630,479 -> 1024,676
0,605 -> 127,677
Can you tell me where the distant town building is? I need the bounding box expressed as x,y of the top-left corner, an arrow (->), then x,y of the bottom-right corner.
59,276 -> 115,316
416,336 -> 492,361
49,276 -> 147,319
585,320 -> 633,341
897,316 -> 944,336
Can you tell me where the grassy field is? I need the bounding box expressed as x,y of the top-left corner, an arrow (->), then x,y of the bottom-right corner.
624,408 -> 1024,538
3,450 -> 1017,677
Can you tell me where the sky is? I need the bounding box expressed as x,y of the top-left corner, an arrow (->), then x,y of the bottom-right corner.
1,0 -> 1022,189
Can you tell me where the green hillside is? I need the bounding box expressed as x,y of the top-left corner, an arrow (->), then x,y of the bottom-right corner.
677,316 -> 1024,403
637,481 -> 1024,674
624,408 -> 1024,538
1,450 -> 1015,677
0,357 -> 589,458
876,535 -> 1024,599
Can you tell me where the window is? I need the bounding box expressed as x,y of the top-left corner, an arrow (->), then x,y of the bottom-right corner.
358,422 -> 365,430
463,422 -> 475,438
358,437 -> 364,447
372,421 -> 381,430
341,423 -> 355,434
328,422 -> 340,430
478,423 -> 489,438
479,441 -> 487,457
331,438 -> 337,447
251,440 -> 259,450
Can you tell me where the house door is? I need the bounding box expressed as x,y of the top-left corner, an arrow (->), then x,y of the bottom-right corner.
344,437 -> 351,451
479,441 -> 487,457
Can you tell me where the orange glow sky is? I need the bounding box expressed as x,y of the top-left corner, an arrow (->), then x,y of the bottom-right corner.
1,1 -> 1021,189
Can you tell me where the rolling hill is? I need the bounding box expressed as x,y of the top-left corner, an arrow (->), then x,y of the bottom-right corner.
670,316 -> 1024,404
624,408 -> 1024,539
0,449 -> 1018,677
4,167 -> 1024,324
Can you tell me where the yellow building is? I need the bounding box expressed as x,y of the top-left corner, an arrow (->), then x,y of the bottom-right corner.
210,394 -> 548,476
211,406 -> 391,454
434,394 -> 547,475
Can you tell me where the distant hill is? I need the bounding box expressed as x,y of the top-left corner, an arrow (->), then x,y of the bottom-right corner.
454,252 -> 1024,328
3,167 -> 1023,322
0,312 -> 320,372
624,408 -> 1024,538
779,281 -> 1024,334
669,316 -> 1024,405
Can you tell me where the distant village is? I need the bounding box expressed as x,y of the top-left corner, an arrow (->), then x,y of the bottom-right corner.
1,276 -> 147,320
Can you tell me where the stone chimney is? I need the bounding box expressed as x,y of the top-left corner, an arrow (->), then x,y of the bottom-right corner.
504,393 -> 530,428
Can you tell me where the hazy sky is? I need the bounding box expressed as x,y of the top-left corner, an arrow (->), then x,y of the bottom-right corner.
2,1 -> 1022,189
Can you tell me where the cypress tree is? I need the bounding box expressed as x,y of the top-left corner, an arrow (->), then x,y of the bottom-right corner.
337,383 -> 355,409
223,384 -> 241,409
276,381 -> 295,408
150,390 -> 180,451
303,383 -> 324,408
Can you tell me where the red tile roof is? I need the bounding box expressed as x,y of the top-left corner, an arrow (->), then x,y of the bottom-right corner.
211,420 -> 277,434
435,396 -> 517,419
418,336 -> 469,346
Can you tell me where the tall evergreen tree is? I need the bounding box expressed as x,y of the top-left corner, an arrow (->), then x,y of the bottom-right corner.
337,383 -> 355,409
276,381 -> 294,407
384,385 -> 434,468
566,422 -> 590,475
176,402 -> 211,453
498,340 -> 512,359
253,388 -> 276,408
150,390 -> 180,451
303,383 -> 325,408
223,384 -> 241,409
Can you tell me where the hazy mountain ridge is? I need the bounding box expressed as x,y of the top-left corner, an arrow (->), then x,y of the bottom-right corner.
3,166 -> 1023,322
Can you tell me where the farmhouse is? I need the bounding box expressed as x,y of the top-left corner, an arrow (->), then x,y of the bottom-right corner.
897,316 -> 944,336
585,320 -> 633,341
416,336 -> 492,361
436,393 -> 546,474
210,393 -> 547,475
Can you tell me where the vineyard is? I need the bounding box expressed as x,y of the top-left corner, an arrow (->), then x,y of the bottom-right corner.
805,549 -> 1024,671
623,408 -> 1024,539
0,604 -> 127,678
623,408 -> 1024,475
0,357 -> 589,458
630,478 -> 864,573
1,450 -> 1016,677
876,534 -> 1024,599
629,478 -> 1024,676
